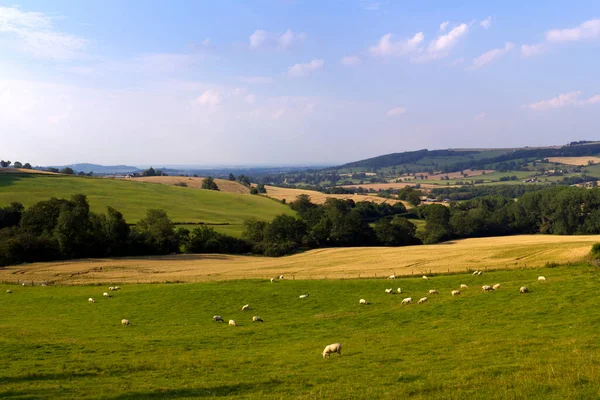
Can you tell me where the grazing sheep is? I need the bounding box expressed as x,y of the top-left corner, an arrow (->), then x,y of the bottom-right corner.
460,284 -> 468,289
396,288 -> 402,294
121,319 -> 131,326
422,275 -> 429,280
520,286 -> 529,293
385,288 -> 394,294
359,298 -> 369,305
109,286 -> 115,291
252,316 -> 263,322
472,270 -> 480,276
228,319 -> 238,326
388,274 -> 396,280
241,304 -> 250,311
103,292 -> 111,297
451,290 -> 461,296
401,297 -> 412,304
477,271 -> 483,276
279,275 -> 284,280
114,286 -> 121,291
88,298 -> 96,303
212,315 -> 224,322
482,285 -> 493,292
322,343 -> 342,358
418,297 -> 428,304
6,290 -> 12,294
538,276 -> 546,282
21,283 -> 26,286
492,283 -> 501,290
299,294 -> 309,299
270,278 -> 275,283
428,289 -> 439,295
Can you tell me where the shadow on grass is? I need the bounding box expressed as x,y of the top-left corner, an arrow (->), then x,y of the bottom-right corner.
0,173 -> 35,188
0,371 -> 99,384
104,380 -> 283,399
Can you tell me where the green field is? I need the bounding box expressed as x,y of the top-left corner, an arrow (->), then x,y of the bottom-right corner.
0,174 -> 294,236
1,264 -> 599,399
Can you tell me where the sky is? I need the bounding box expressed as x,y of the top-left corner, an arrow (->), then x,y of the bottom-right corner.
1,0 -> 600,166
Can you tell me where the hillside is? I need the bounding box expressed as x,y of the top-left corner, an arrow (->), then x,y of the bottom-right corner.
2,234 -> 595,284
130,176 -> 251,194
0,174 -> 293,236
263,185 -> 405,206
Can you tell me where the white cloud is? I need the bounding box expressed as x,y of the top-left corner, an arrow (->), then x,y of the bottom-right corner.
475,112 -> 487,121
341,55 -> 361,65
439,21 -> 449,32
449,57 -> 464,67
249,28 -> 305,49
245,94 -> 256,104
480,17 -> 492,29
271,108 -> 285,119
370,32 -> 424,57
586,95 -> 600,105
361,1 -> 389,11
546,19 -> 600,42
201,38 -> 210,46
521,43 -> 546,57
194,90 -> 221,108
288,59 -> 324,77
428,24 -> 468,55
387,106 -> 406,116
469,42 -> 514,70
0,5 -> 87,59
236,76 -> 274,84
522,91 -> 582,110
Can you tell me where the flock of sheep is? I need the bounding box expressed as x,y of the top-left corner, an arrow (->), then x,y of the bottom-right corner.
5,272 -> 548,359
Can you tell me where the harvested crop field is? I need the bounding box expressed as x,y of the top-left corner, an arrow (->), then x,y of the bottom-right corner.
3,235 -> 596,285
0,168 -> 56,174
263,185 -> 405,205
547,156 -> 600,166
339,182 -> 444,190
125,176 -> 250,194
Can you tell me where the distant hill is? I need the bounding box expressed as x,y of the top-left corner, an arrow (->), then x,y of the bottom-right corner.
48,163 -> 141,174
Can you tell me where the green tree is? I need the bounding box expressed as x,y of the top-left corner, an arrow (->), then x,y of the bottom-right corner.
0,160 -> 11,167
53,194 -> 93,258
228,173 -> 236,181
13,161 -> 22,168
374,216 -> 417,246
201,176 -> 219,190
23,163 -> 32,169
134,209 -> 179,254
20,197 -> 71,236
419,204 -> 451,244
60,167 -> 75,175
102,207 -> 130,256
143,167 -> 156,176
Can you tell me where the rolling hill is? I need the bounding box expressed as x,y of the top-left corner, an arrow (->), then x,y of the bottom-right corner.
0,173 -> 293,236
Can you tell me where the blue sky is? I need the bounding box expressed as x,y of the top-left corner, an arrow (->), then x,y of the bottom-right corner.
1,1 -> 599,166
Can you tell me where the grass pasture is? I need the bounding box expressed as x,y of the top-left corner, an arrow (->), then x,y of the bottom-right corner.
1,265 -> 600,399
2,234 -> 597,284
0,174 -> 293,236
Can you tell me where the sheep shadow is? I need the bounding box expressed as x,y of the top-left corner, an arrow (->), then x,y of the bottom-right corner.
103,380 -> 284,399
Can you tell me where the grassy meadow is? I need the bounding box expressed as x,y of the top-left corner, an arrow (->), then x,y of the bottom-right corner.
1,264 -> 600,399
0,174 -> 294,236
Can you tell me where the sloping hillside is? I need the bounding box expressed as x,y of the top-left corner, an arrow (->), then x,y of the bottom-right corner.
129,176 -> 250,194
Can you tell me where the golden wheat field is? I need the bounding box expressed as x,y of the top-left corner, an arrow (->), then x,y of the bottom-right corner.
263,185 -> 405,205
547,156 -> 600,166
2,235 -> 597,285
124,176 -> 250,194
0,168 -> 56,174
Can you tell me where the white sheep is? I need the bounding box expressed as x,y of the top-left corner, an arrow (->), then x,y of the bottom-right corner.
451,290 -> 461,296
270,278 -> 275,283
422,275 -> 429,280
359,298 -> 369,305
478,271 -> 483,276
114,286 -> 121,290
108,286 -> 115,291
229,319 -> 238,326
6,290 -> 12,294
121,319 -> 131,326
520,286 -> 529,293
385,288 -> 394,294
472,270 -> 480,276
241,304 -> 250,311
492,283 -> 501,290
482,285 -> 493,292
401,297 -> 412,304
396,288 -> 402,294
212,315 -> 224,322
322,343 -> 342,358
103,292 -> 111,297
418,297 -> 428,304
460,284 -> 468,289
428,289 -> 439,295
538,276 -> 546,282
279,275 -> 284,280
252,316 -> 263,322
388,274 -> 396,280
299,294 -> 309,299
88,298 -> 96,303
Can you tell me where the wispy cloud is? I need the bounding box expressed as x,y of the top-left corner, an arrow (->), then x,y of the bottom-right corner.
521,43 -> 546,57
469,42 -> 514,70
521,91 -> 600,110
249,29 -> 306,49
480,17 -> 492,29
370,32 -> 424,57
439,21 -> 449,32
475,112 -> 487,121
546,19 -> 600,42
387,106 -> 406,116
0,5 -> 87,59
412,23 -> 469,62
361,1 -> 389,11
341,55 -> 361,65
194,90 -> 221,109
236,76 -> 274,84
288,59 -> 324,77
